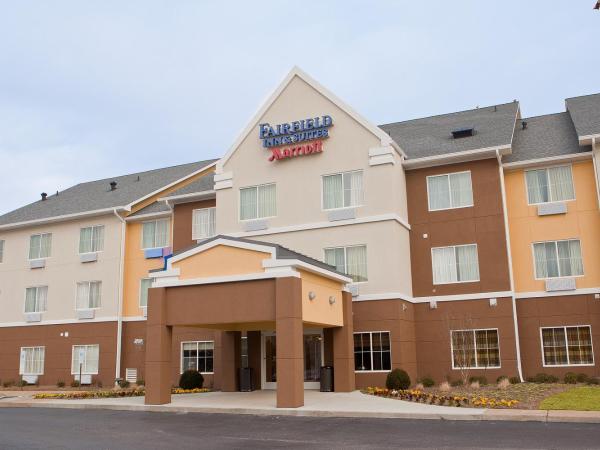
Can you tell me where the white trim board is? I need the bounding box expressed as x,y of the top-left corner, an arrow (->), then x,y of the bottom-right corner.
515,288 -> 600,299
403,146 -> 511,170
153,270 -> 300,288
0,316 -> 119,328
503,153 -> 592,170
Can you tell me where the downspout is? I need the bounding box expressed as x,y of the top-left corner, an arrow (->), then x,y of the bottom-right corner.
496,150 -> 524,382
113,208 -> 127,385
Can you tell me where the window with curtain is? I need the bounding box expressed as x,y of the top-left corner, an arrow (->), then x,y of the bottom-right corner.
451,329 -> 500,369
533,239 -> 583,279
19,347 -> 45,375
139,278 -> 152,308
427,171 -> 473,211
542,326 -> 593,366
181,341 -> 214,373
525,165 -> 574,204
354,332 -> 391,371
431,244 -> 479,284
76,281 -> 101,310
240,183 -> 276,220
322,170 -> 363,210
141,219 -> 169,249
324,245 -> 368,282
71,345 -> 100,374
25,286 -> 48,313
192,207 -> 216,240
29,233 -> 52,260
79,225 -> 104,254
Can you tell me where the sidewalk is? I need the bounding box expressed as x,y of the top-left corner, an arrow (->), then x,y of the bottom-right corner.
1,390 -> 600,423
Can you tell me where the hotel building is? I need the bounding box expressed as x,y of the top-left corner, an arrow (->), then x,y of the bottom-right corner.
0,68 -> 599,407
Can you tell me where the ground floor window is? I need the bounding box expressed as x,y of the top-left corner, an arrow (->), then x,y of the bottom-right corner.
541,326 -> 594,366
451,329 -> 500,369
181,341 -> 214,373
71,345 -> 99,374
19,346 -> 45,375
354,331 -> 391,371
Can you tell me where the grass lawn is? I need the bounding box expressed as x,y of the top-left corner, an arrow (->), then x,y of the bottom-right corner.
539,386 -> 600,411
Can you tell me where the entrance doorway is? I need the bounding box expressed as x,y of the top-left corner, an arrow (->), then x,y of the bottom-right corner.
261,330 -> 324,390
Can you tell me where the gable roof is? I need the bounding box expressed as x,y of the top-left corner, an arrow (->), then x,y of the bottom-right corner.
217,66 -> 404,173
380,102 -> 519,160
566,93 -> 600,139
505,112 -> 592,164
0,159 -> 217,228
162,172 -> 215,198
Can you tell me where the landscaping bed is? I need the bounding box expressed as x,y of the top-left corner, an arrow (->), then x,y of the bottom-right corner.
33,387 -> 210,400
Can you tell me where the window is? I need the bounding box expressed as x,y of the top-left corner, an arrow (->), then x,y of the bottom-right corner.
141,219 -> 169,249
76,281 -> 101,310
541,326 -> 594,366
19,347 -> 45,375
451,329 -> 500,369
0,239 -> 4,263
71,345 -> 100,374
25,286 -> 48,313
427,171 -> 473,211
322,170 -> 363,210
79,225 -> 104,254
525,165 -> 574,204
139,278 -> 152,308
192,207 -> 216,240
354,332 -> 391,371
181,341 -> 214,373
324,245 -> 368,282
29,233 -> 52,260
431,244 -> 479,284
533,239 -> 583,279
240,183 -> 276,220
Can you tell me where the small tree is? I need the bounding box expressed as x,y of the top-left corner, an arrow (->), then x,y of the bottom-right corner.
179,370 -> 204,390
445,312 -> 476,387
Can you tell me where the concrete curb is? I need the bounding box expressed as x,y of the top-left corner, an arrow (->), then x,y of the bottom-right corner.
2,399 -> 600,423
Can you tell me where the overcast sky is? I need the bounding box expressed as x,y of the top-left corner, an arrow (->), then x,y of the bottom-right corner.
0,1 -> 598,214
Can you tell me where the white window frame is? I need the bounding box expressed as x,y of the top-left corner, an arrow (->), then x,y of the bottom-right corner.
431,243 -> 480,285
71,344 -> 100,375
426,171 -> 474,212
524,164 -> 576,206
78,225 -> 105,254
141,218 -> 170,250
540,325 -> 595,368
192,207 -> 217,241
24,286 -> 48,314
75,281 -> 102,310
450,328 -> 501,370
19,346 -> 45,376
323,244 -> 368,283
139,278 -> 153,309
238,183 -> 277,222
0,239 -> 5,263
353,331 -> 392,373
321,169 -> 364,211
180,341 -> 215,374
531,239 -> 585,280
28,232 -> 52,260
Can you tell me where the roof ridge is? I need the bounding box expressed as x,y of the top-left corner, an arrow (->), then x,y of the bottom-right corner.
521,111 -> 570,121
565,92 -> 600,101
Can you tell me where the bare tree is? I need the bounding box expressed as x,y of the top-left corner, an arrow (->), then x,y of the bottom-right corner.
444,312 -> 476,387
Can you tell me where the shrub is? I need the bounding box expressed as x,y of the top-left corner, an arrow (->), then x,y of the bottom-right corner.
576,373 -> 589,383
17,379 -> 28,387
70,380 -> 81,388
450,379 -> 463,387
509,376 -> 521,384
385,369 -> 411,390
2,380 -> 14,388
496,375 -> 508,383
468,376 -> 488,386
179,370 -> 204,390
439,381 -> 451,392
56,381 -> 65,388
470,381 -> 480,389
118,380 -> 130,389
420,377 -> 435,388
498,378 -> 510,390
587,378 -> 599,385
136,379 -> 145,386
530,373 -> 559,384
564,372 -> 578,384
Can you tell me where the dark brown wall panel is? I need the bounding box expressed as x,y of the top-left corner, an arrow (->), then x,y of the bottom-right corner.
172,199 -> 216,253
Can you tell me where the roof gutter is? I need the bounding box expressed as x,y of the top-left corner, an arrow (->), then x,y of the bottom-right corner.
502,152 -> 592,170
158,190 -> 216,204
0,206 -> 130,231
402,145 -> 511,170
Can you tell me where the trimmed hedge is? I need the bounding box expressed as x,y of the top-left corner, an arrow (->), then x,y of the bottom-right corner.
179,370 -> 204,390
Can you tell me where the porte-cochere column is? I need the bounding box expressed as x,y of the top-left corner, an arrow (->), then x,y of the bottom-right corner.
145,287 -> 173,405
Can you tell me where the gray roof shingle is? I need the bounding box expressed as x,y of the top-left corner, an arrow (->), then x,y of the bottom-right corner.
566,93 -> 600,138
128,201 -> 171,218
0,159 -> 217,226
505,112 -> 592,163
379,102 -> 519,159
164,172 -> 215,198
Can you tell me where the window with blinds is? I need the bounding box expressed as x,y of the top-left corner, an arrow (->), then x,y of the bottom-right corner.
533,239 -> 583,279
29,233 -> 52,260
71,345 -> 100,375
541,326 -> 594,366
324,245 -> 368,282
427,171 -> 473,211
431,244 -> 479,284
240,183 -> 276,220
141,219 -> 170,249
139,278 -> 153,308
192,207 -> 216,240
79,225 -> 104,254
451,329 -> 500,369
76,281 -> 102,310
24,286 -> 48,313
20,347 -> 45,375
525,165 -> 574,204
322,170 -> 363,210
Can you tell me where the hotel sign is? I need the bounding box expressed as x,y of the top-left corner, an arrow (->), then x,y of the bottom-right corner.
258,115 -> 333,162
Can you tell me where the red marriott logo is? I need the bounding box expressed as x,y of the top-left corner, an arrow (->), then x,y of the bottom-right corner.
268,140 -> 323,162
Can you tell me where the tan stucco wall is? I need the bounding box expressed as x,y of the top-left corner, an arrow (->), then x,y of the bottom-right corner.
172,246 -> 270,279
300,269 -> 343,327
0,214 -> 122,324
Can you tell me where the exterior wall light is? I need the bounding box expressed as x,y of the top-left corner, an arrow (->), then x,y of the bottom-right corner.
329,296 -> 336,305
489,298 -> 497,307
429,300 -> 437,309
308,291 -> 316,301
